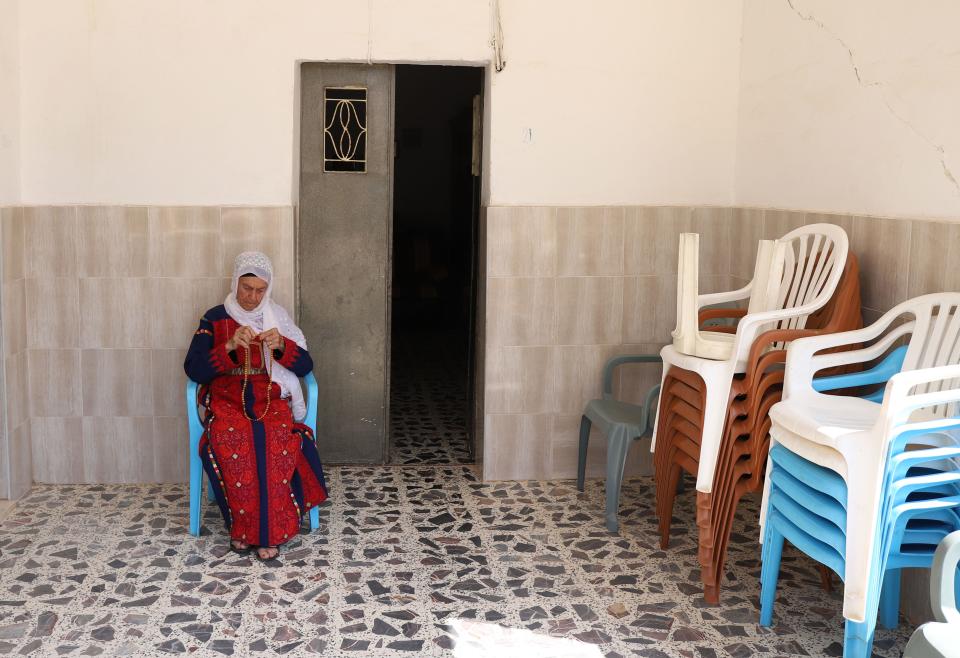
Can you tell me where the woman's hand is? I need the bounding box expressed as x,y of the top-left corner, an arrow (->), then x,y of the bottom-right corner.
259,328 -> 283,352
226,326 -> 257,352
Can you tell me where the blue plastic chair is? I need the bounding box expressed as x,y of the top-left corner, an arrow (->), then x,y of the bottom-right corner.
187,372 -> 321,537
576,354 -> 662,532
761,443 -> 960,656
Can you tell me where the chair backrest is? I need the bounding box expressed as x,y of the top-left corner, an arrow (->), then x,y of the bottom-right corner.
896,294 -> 960,414
767,223 -> 849,331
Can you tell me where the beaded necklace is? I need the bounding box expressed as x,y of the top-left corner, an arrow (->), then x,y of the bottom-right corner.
240,344 -> 272,422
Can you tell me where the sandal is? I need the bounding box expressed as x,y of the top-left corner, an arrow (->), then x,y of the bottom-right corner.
254,546 -> 279,562
229,539 -> 252,555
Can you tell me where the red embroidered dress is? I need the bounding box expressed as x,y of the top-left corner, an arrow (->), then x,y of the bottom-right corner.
184,305 -> 328,547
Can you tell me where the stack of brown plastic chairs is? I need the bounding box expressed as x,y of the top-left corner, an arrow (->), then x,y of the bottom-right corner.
653,251 -> 862,604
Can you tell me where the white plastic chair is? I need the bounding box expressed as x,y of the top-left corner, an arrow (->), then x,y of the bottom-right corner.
763,293 -> 960,624
651,223 -> 850,493
904,531 -> 960,658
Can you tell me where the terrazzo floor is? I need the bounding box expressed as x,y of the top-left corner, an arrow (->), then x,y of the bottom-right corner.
0,467 -> 911,657
389,332 -> 472,465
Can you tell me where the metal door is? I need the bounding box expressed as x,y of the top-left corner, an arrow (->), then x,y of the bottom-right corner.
298,63 -> 395,463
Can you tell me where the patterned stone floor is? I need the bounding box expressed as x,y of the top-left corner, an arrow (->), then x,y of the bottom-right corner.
389,332 -> 472,465
0,467 -> 911,657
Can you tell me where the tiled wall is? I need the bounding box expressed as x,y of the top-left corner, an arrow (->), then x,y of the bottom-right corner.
9,205 -> 294,485
482,206 -> 735,481
0,202 -> 956,490
481,205 -> 960,481
0,207 -> 30,499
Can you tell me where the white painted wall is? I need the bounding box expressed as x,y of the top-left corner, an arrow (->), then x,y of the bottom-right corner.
736,0 -> 960,220
0,0 -> 19,203
15,0 -> 744,206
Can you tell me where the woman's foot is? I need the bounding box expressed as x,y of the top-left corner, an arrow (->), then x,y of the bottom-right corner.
230,539 -> 251,554
255,546 -> 279,561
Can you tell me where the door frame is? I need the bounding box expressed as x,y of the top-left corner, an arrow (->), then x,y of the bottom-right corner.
293,60 -> 489,466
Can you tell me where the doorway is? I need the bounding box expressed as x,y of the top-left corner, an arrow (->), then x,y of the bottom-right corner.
389,65 -> 483,464
297,62 -> 482,465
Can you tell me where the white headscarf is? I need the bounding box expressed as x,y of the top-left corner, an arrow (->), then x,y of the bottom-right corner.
223,251 -> 307,421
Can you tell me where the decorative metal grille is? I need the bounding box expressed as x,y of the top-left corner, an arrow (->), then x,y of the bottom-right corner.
323,87 -> 367,173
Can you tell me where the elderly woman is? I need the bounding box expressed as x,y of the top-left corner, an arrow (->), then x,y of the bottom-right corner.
184,251 -> 327,561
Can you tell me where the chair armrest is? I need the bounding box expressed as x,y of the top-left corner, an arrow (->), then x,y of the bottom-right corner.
697,281 -> 753,308
930,530 -> 960,623
780,315 -> 909,400
880,364 -> 960,427
811,345 -> 907,393
601,354 -> 662,399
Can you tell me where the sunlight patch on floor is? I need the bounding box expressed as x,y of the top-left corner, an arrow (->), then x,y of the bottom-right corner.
448,619 -> 604,658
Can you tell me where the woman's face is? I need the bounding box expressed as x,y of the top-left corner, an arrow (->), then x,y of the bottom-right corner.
237,275 -> 268,311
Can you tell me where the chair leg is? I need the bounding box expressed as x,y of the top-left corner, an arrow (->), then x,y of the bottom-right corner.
878,568 -> 900,629
576,416 -> 592,492
189,452 -> 203,537
309,505 -> 320,531
843,619 -> 875,658
207,475 -> 216,502
604,429 -> 632,533
759,524 -> 785,626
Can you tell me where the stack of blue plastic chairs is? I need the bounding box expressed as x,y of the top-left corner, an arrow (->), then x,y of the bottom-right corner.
759,347 -> 960,657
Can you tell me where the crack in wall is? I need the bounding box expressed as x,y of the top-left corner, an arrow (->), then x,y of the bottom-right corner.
785,0 -> 960,198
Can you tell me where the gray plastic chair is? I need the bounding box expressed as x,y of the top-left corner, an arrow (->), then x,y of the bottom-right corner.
904,531 -> 960,658
576,354 -> 662,532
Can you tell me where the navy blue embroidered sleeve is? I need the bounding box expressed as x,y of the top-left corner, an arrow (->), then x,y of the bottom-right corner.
183,317 -> 233,384
275,336 -> 314,376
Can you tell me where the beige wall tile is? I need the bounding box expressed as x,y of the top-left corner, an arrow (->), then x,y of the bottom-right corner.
805,211 -> 855,236
482,413 -> 551,480
485,277 -> 556,347
4,352 -> 28,430
81,349 -> 154,417
907,220 -> 951,297
24,206 -> 77,278
77,206 -> 149,278
762,209 -> 808,240
2,279 -> 26,357
852,215 -> 911,311
486,206 -> 557,277
28,349 -> 82,417
152,350 -> 188,417
221,207 -> 296,279
623,275 -> 676,344
555,277 -> 623,345
26,277 -> 79,349
729,208 -> 764,280
2,206 -> 24,282
485,346 -> 556,414
271,276 -> 294,313
153,416 -> 189,483
624,206 -> 692,276
148,207 -> 222,277
690,207 -> 732,276
31,418 -> 84,483
79,278 -> 152,348
150,278 -> 230,350
9,423 -> 33,498
556,207 -> 625,276
82,417 -> 154,483
554,345 -> 619,415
